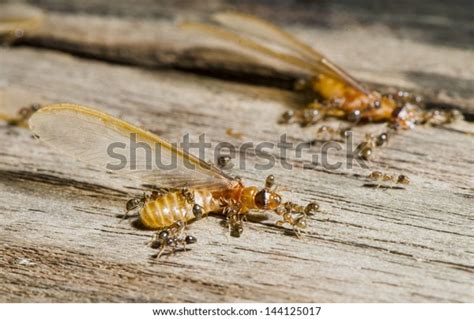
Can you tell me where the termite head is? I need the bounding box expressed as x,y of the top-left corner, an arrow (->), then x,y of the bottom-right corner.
355,92 -> 399,122
254,188 -> 282,210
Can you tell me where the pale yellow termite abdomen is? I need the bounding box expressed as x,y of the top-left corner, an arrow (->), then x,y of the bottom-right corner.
139,191 -> 189,229
139,190 -> 219,229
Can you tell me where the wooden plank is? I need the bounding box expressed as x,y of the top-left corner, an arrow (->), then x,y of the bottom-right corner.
2,1 -> 473,113
0,48 -> 473,302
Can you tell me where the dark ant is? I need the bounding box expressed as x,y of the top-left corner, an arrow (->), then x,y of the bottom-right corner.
148,221 -> 197,258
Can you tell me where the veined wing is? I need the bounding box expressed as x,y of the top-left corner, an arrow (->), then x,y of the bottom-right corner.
29,103 -> 235,191
213,12 -> 368,94
181,21 -> 327,77
213,12 -> 323,62
182,12 -> 368,95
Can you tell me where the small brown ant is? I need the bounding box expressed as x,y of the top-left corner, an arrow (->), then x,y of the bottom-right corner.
315,125 -> 352,141
357,130 -> 393,160
226,128 -> 244,139
148,221 -> 197,258
216,155 -> 233,169
366,171 -> 410,189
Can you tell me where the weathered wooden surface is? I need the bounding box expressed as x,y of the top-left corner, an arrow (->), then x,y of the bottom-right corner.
1,0 -> 473,302
4,0 -> 474,113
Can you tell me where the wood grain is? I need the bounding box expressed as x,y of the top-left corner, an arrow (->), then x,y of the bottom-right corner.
0,0 -> 473,302
4,0 -> 474,113
1,48 -> 473,302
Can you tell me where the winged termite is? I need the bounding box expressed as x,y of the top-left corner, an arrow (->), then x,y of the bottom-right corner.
181,12 -> 397,124
29,104 -> 319,257
181,12 -> 464,161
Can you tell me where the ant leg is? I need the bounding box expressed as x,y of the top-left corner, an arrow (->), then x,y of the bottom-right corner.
148,229 -> 169,258
275,202 -> 313,238
170,220 -> 186,238
279,103 -> 325,126
275,212 -> 304,238
380,185 -> 395,196
151,222 -> 198,258
156,245 -> 167,259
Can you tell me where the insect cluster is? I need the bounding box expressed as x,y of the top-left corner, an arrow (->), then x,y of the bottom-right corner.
26,104 -> 320,257
366,171 -> 410,189
182,12 -> 462,161
1,11 -> 464,258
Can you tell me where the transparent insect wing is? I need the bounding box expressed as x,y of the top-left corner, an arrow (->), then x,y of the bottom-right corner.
181,21 -> 316,76
183,12 -> 368,95
212,12 -> 368,93
212,12 -> 324,61
28,104 -> 234,191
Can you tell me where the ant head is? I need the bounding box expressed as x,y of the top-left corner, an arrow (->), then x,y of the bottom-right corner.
126,197 -> 144,211
181,188 -> 194,203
